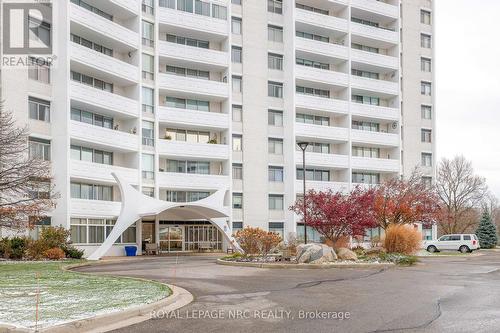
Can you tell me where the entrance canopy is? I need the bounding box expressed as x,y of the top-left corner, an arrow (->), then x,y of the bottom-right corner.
88,173 -> 242,260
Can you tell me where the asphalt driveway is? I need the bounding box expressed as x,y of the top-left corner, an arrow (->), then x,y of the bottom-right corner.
75,251 -> 500,333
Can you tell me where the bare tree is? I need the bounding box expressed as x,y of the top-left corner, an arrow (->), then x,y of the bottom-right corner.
483,192 -> 500,235
436,156 -> 488,234
0,105 -> 57,230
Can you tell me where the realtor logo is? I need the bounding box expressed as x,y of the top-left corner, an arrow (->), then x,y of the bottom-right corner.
2,2 -> 52,55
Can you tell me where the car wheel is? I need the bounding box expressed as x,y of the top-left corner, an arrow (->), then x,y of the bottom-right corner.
427,245 -> 437,253
459,245 -> 470,253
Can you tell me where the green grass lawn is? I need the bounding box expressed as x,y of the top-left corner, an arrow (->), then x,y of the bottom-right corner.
0,261 -> 170,329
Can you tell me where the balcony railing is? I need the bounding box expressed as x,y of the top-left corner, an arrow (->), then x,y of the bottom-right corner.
350,75 -> 399,95
295,123 -> 348,142
158,172 -> 229,191
350,102 -> 399,121
158,139 -> 229,160
71,199 -> 121,218
295,65 -> 348,87
70,120 -> 139,152
70,160 -> 138,184
295,8 -> 348,33
351,157 -> 400,173
295,37 -> 348,60
351,22 -> 398,44
294,151 -> 349,169
295,93 -> 348,115
350,0 -> 399,18
295,180 -> 349,193
351,129 -> 399,147
159,41 -> 228,69
158,7 -> 228,39
158,73 -> 229,100
158,106 -> 229,130
351,49 -> 398,69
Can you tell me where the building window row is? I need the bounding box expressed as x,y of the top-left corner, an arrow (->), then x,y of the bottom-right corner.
166,65 -> 210,80
296,168 -> 330,182
70,0 -> 113,21
269,166 -> 284,182
352,146 -> 380,158
71,182 -> 113,201
28,57 -> 50,84
268,109 -> 283,126
159,0 -> 227,20
165,128 -> 210,143
352,43 -> 379,54
352,120 -> 379,132
352,94 -> 380,106
166,160 -> 210,175
166,190 -> 210,202
71,71 -> 113,93
352,172 -> 380,185
28,137 -> 51,161
296,113 -> 329,126
296,57 -> 329,70
268,0 -> 283,14
28,97 -> 50,122
166,97 -> 210,111
71,218 -> 136,244
71,145 -> 113,165
296,85 -> 329,98
70,33 -> 113,57
296,3 -> 328,15
352,69 -> 379,80
166,34 -> 209,49
71,108 -> 113,129
296,30 -> 328,43
268,53 -> 284,70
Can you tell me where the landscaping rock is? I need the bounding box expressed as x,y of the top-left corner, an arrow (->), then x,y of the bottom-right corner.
365,247 -> 387,256
296,243 -> 337,264
336,248 -> 358,261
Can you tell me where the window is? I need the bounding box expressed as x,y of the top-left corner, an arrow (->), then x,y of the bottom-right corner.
296,168 -> 329,181
159,0 -> 176,8
71,71 -> 113,92
71,108 -> 113,128
167,160 -> 209,174
303,142 -> 330,154
296,31 -> 329,43
71,218 -> 136,244
232,0 -> 241,5
232,163 -> 243,179
142,0 -> 154,14
29,137 -> 51,161
420,10 -> 431,25
28,58 -> 50,83
28,97 -> 50,122
232,221 -> 243,234
70,0 -> 113,20
352,69 -> 379,80
268,53 -> 283,70
142,121 -> 155,146
268,110 -> 283,126
212,4 -> 227,20
268,166 -> 284,182
352,43 -> 379,54
142,154 -> 155,180
421,81 -> 432,96
165,129 -> 209,143
421,153 -> 433,167
296,114 -> 329,126
269,195 -> 284,210
165,190 -> 209,202
166,34 -> 209,48
142,187 -> 155,197
421,34 -> 431,48
166,65 -> 209,80
352,95 -> 379,106
71,34 -> 113,56
231,16 -> 242,34
166,97 -> 210,111
233,193 -> 243,209
195,0 -> 210,16
231,46 -> 242,63
268,0 -> 283,14
296,3 -> 328,15
142,54 -> 154,80
142,87 -> 154,114
71,145 -> 113,165
269,222 -> 284,237
232,105 -> 242,122
268,81 -> 283,98
28,16 -> 50,47
268,25 -> 283,42
421,105 -> 432,119
421,57 -> 431,72
232,135 -> 242,151
177,0 -> 194,13
142,21 -> 154,47
352,172 -> 380,185
352,120 -> 379,132
268,138 -> 283,155
296,58 -> 329,70
352,146 -> 380,158
296,86 -> 329,98
232,75 -> 242,93
71,183 -> 113,201
421,129 -> 432,143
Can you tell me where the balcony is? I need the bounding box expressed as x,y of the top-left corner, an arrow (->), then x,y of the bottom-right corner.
159,41 -> 228,70
158,106 -> 229,130
70,43 -> 139,84
158,7 -> 228,40
295,151 -> 349,169
295,180 -> 348,193
70,82 -> 139,118
351,22 -> 398,45
295,65 -> 348,88
350,76 -> 398,96
110,0 -> 139,15
158,73 -> 228,101
70,160 -> 139,185
351,129 -> 399,147
351,157 -> 400,173
158,172 -> 229,191
295,37 -> 348,60
295,94 -> 348,115
351,0 -> 399,19
70,3 -> 139,49
350,103 -> 399,121
351,49 -> 398,70
71,199 -> 121,218
295,8 -> 348,33
295,123 -> 348,142
70,121 -> 139,152
158,140 -> 229,160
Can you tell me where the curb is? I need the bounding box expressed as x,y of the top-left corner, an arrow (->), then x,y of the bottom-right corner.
0,262 -> 193,333
416,252 -> 485,258
216,258 -> 395,269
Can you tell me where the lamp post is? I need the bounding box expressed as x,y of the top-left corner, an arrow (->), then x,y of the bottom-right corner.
297,142 -> 309,244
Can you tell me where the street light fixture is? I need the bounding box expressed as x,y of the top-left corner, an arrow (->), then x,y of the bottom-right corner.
297,142 -> 309,244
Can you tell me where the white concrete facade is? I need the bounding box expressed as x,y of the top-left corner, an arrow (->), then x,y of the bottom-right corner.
0,0 -> 436,256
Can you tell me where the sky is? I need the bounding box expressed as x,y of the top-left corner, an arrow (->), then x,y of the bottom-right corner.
436,0 -> 500,198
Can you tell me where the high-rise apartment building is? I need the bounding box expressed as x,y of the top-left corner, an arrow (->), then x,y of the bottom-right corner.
0,0 -> 435,256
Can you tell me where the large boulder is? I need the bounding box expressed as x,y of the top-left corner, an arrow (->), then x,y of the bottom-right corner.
296,243 -> 337,264
336,247 -> 358,261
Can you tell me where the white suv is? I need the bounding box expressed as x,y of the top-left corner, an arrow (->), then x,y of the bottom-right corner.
424,234 -> 480,253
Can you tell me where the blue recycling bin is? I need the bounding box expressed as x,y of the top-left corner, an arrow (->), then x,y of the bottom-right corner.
124,246 -> 137,256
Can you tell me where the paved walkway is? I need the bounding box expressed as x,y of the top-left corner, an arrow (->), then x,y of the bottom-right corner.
75,251 -> 500,333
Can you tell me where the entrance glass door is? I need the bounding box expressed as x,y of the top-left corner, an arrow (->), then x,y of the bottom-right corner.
159,226 -> 183,252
